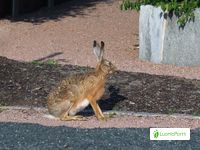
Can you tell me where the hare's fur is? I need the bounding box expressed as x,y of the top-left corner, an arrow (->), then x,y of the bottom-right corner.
47,41 -> 116,121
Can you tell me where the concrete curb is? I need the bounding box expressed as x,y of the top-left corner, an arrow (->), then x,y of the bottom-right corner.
1,106 -> 200,120
139,5 -> 200,66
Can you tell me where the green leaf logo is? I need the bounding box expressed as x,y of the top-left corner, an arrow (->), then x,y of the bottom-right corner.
153,130 -> 159,139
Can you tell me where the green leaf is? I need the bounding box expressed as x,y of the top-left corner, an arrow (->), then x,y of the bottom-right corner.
121,0 -> 200,27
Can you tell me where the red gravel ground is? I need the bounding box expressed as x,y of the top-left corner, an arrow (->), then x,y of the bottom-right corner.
0,0 -> 200,79
0,0 -> 200,128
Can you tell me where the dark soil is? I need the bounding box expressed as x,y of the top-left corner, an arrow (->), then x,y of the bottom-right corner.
1,56 -> 200,115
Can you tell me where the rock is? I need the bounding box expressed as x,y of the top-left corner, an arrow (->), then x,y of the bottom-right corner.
139,5 -> 200,66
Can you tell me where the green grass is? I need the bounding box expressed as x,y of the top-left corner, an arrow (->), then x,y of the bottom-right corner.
0,104 -> 7,113
167,108 -> 177,115
192,111 -> 200,116
31,60 -> 58,66
106,112 -> 117,118
0,108 -> 4,113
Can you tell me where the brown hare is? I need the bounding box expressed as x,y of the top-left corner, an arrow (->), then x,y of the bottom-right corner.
47,40 -> 116,121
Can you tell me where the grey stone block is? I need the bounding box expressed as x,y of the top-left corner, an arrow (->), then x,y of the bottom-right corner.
139,5 -> 200,66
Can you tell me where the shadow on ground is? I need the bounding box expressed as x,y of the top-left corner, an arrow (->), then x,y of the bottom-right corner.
0,122 -> 199,150
0,56 -> 200,115
33,52 -> 63,61
7,0 -> 113,24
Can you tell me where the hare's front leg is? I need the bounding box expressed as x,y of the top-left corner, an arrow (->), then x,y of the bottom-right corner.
87,86 -> 106,120
89,100 -> 105,120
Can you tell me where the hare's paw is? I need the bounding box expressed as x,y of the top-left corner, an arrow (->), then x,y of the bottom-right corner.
97,113 -> 116,121
97,115 -> 108,121
75,115 -> 88,121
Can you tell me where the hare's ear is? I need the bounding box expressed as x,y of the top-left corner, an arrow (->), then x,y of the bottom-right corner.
93,40 -> 104,62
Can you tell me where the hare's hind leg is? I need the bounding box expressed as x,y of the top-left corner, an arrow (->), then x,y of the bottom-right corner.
60,115 -> 87,121
59,102 -> 88,121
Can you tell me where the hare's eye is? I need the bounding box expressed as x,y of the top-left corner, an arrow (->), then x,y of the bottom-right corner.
109,62 -> 112,66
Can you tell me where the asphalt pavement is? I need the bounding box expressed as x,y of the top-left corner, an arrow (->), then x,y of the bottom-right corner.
0,123 -> 200,150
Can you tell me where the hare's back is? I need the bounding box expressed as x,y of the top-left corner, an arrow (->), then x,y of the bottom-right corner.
60,73 -> 89,87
